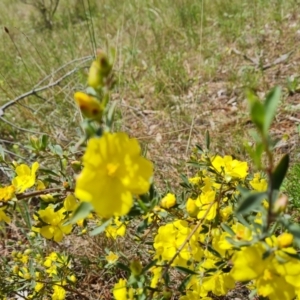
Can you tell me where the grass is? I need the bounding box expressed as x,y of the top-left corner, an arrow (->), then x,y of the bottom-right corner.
1,0 -> 300,298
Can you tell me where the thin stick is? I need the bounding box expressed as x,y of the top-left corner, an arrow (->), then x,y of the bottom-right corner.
16,187 -> 73,200
0,67 -> 81,116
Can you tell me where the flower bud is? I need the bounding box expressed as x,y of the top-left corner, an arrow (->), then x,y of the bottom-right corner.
273,194 -> 288,214
129,259 -> 143,277
186,198 -> 199,217
70,160 -> 82,171
74,92 -> 104,121
88,50 -> 112,89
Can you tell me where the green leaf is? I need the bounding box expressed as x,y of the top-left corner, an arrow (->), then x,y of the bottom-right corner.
249,100 -> 265,133
105,100 -> 117,129
195,144 -> 203,153
49,144 -> 63,156
236,191 -> 267,214
175,266 -> 198,275
142,260 -> 158,273
206,245 -> 222,258
65,202 -> 93,225
263,86 -> 281,135
221,223 -> 235,236
90,219 -> 111,236
287,223 -> 300,246
41,135 -> 49,149
116,262 -> 131,273
178,275 -> 192,292
271,154 -> 289,190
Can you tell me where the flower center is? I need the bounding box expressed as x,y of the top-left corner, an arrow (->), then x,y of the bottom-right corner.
107,163 -> 119,177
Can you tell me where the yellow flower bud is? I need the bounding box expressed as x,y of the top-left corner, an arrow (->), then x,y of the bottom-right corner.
186,198 -> 199,217
24,249 -> 32,255
130,259 -> 143,277
74,92 -> 104,121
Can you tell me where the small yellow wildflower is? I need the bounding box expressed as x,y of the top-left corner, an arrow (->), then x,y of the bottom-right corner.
35,282 -> 44,292
277,233 -> 293,248
196,189 -> 217,220
0,207 -> 11,223
113,279 -> 127,300
12,162 -> 39,193
63,194 -> 78,211
105,251 -> 119,264
75,132 -> 153,218
249,173 -> 267,191
160,193 -> 176,209
32,206 -> 72,242
105,217 -> 126,239
52,285 -> 66,300
0,185 -> 15,202
212,155 -> 248,181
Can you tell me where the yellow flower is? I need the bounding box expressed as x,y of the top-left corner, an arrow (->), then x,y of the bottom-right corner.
154,220 -> 203,267
150,266 -> 162,288
105,217 -> 126,239
75,132 -> 153,218
211,155 -> 248,181
0,207 -> 11,223
195,189 -> 217,220
35,282 -> 44,292
249,173 -> 267,191
36,180 -> 46,191
160,193 -> 176,209
113,279 -> 127,300
0,185 -> 15,202
220,205 -> 232,221
188,176 -> 201,184
277,233 -> 293,248
106,251 -> 119,264
74,91 -> 104,121
12,162 -> 39,193
231,243 -> 270,281
44,252 -> 58,267
32,206 -> 72,242
202,272 -> 235,296
63,194 -> 78,211
256,268 -> 295,300
52,285 -> 66,300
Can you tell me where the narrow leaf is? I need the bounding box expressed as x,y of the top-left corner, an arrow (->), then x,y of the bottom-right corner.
263,86 -> 281,134
250,101 -> 265,132
271,154 -> 289,190
221,223 -> 235,236
287,223 -> 300,246
236,191 -> 267,214
175,266 -> 198,275
65,202 -> 93,225
90,219 -> 111,236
